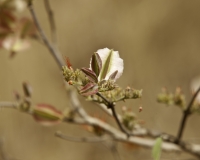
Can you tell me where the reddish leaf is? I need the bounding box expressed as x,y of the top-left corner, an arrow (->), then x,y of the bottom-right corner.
64,56 -> 72,69
81,67 -> 98,83
0,9 -> 16,31
19,18 -> 37,39
109,70 -> 118,80
80,83 -> 96,94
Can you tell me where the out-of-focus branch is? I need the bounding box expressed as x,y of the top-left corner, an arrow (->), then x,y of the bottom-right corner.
0,139 -> 9,160
1,100 -> 200,157
63,95 -> 200,158
27,1 -> 64,67
44,0 -> 58,47
0,102 -> 18,109
55,131 -> 108,143
176,87 -> 200,144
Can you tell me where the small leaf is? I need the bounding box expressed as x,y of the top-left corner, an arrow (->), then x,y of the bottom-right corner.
152,137 -> 162,160
81,67 -> 98,83
91,52 -> 102,76
22,81 -> 32,97
64,56 -> 72,69
109,70 -> 118,80
0,9 -> 16,31
80,83 -> 96,94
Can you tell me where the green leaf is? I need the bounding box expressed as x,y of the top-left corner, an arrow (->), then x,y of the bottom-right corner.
152,137 -> 162,160
91,52 -> 102,76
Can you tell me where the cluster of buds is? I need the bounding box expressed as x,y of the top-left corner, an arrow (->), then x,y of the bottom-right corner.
121,106 -> 137,131
157,87 -> 186,110
62,67 -> 89,86
86,87 -> 142,104
62,48 -> 142,103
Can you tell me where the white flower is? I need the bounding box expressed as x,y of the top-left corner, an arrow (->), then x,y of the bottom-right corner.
93,48 -> 124,81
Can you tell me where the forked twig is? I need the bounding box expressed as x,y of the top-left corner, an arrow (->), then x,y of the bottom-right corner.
96,92 -> 133,137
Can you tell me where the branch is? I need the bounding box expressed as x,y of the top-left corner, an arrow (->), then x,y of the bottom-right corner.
103,141 -> 121,160
27,2 -> 65,67
44,0 -> 58,46
62,95 -> 200,158
55,131 -> 108,143
0,102 -> 18,109
176,87 -> 200,143
25,1 -> 200,158
96,92 -> 133,137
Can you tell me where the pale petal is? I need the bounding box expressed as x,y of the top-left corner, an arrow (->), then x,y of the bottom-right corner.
96,48 -> 124,81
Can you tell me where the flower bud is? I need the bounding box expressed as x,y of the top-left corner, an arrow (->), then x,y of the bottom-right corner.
32,104 -> 63,126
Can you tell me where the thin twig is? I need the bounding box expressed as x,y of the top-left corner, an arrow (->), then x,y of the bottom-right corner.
0,102 -> 18,109
176,87 -> 200,144
55,131 -> 108,143
96,92 -> 133,137
44,0 -> 57,46
103,141 -> 121,160
27,2 -> 65,67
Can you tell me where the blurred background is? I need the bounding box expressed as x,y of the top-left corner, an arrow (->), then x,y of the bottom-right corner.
0,0 -> 200,159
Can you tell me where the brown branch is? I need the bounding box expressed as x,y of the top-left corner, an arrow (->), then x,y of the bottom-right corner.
27,2 -> 65,68
44,0 -> 57,46
176,87 -> 200,144
96,92 -> 133,137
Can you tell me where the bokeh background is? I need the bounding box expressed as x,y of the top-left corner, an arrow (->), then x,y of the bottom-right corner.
0,0 -> 200,159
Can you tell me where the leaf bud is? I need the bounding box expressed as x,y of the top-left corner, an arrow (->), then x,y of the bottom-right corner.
32,104 -> 63,126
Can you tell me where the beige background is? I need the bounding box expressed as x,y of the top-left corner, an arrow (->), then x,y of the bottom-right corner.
0,0 -> 200,159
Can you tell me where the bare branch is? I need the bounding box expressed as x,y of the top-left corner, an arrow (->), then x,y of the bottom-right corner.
44,0 -> 58,46
0,102 -> 18,110
27,2 -> 65,67
96,92 -> 133,137
55,131 -> 108,143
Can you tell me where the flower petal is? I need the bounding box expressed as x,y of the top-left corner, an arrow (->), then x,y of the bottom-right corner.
96,48 -> 123,81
